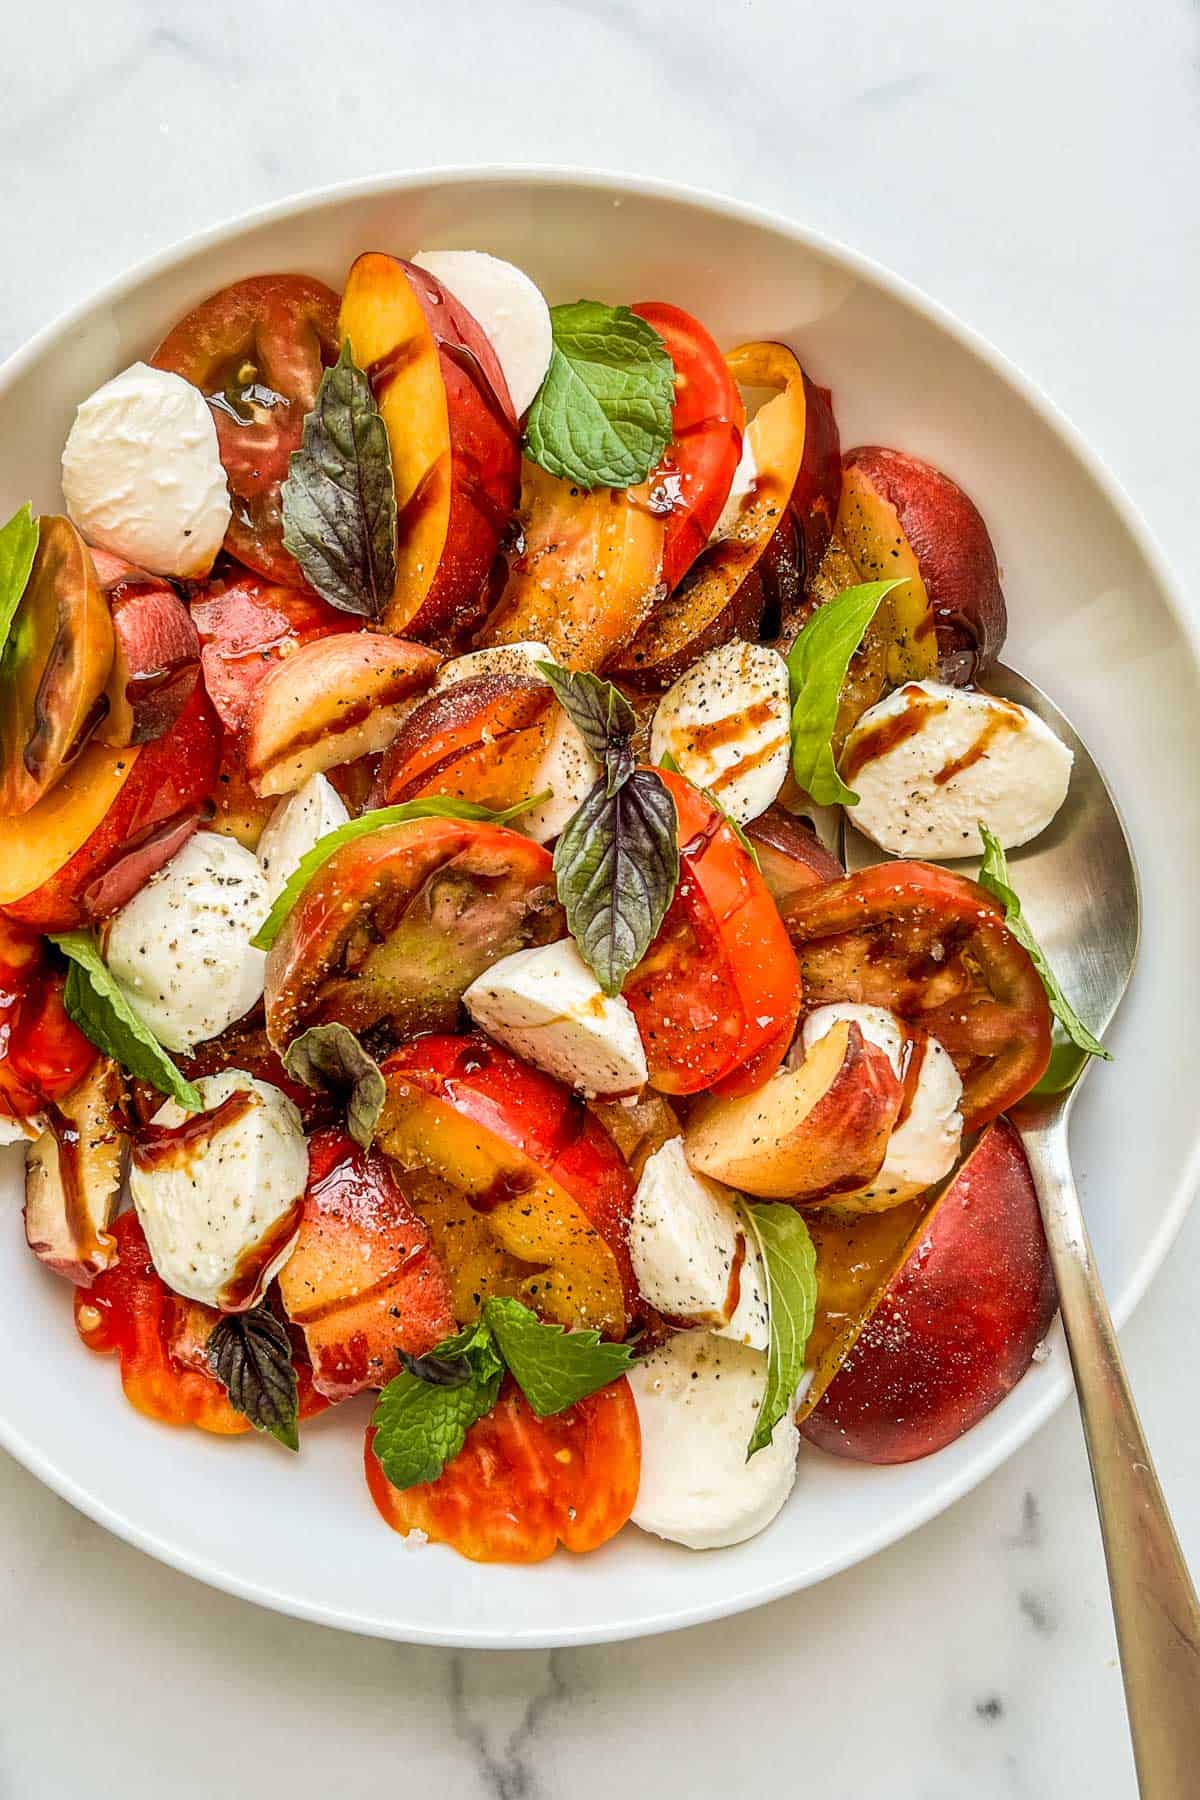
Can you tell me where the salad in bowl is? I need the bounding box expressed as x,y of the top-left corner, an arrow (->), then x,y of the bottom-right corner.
0,237 -> 1098,1564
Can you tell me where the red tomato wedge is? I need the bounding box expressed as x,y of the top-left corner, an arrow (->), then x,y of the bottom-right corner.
0,920 -> 96,1119
189,569 -> 347,735
365,1377 -> 641,1562
632,302 -> 744,594
152,275 -> 341,586
74,1212 -> 326,1435
624,769 -> 802,1095
783,862 -> 1052,1130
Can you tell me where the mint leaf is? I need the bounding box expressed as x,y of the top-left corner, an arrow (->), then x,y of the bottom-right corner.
524,302 -> 674,489
740,1201 -> 817,1458
0,504 -> 38,662
786,580 -> 904,806
535,662 -> 635,770
281,339 -> 396,618
372,1320 -> 503,1491
251,791 -> 548,950
977,823 -> 1111,1061
553,766 -> 678,995
52,931 -> 202,1111
282,1022 -> 385,1148
657,749 -> 761,870
208,1305 -> 300,1451
482,1297 -> 638,1416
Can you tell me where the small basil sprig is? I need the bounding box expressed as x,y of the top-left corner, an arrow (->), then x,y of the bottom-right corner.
371,1297 -> 639,1492
538,665 -> 678,996
281,340 -> 397,618
977,824 -> 1111,1062
51,931 -> 202,1111
786,579 -> 904,806
523,301 -> 675,490
208,1305 -> 301,1451
282,1022 -> 385,1148
0,504 -> 38,663
739,1201 -> 818,1458
252,792 -> 548,951
657,748 -> 761,870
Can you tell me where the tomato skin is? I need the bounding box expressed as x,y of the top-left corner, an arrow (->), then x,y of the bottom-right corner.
365,1377 -> 641,1562
0,920 -> 96,1118
632,303 -> 745,594
624,770 -> 802,1096
783,862 -> 1052,1130
153,275 -> 341,587
189,568 -> 347,735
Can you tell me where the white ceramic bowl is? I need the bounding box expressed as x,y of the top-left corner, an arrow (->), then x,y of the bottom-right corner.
2,168 -> 1198,1648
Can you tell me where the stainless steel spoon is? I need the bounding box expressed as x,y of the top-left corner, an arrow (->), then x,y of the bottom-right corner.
842,663 -> 1200,1795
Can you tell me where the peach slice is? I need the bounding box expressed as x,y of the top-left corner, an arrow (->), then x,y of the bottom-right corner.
800,1118 -> 1056,1461
244,631 -> 438,795
684,1020 -> 903,1201
24,1058 -> 125,1287
378,670 -> 554,811
339,254 -> 520,643
90,549 -> 200,747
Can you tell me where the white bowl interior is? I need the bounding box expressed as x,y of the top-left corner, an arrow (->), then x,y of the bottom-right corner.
1,171 -> 1197,1647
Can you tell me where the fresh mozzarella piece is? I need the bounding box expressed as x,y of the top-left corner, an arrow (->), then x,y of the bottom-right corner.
256,773 -> 349,904
131,1070 -> 307,1310
630,1139 -> 768,1349
629,1332 -> 798,1549
411,250 -> 552,417
432,642 -> 599,843
707,428 -> 758,542
650,640 -> 791,824
104,830 -> 270,1053
843,679 -> 1073,860
61,362 -> 231,577
802,1003 -> 963,1205
463,938 -> 646,1098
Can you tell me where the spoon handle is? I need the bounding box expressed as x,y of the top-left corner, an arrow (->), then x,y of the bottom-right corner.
1021,1110 -> 1200,1795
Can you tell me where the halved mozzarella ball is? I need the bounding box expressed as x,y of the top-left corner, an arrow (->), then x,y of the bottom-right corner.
707,428 -> 758,542
433,641 -> 599,842
61,362 -> 231,577
463,938 -> 646,1098
842,680 -> 1072,860
411,250 -> 553,417
650,640 -> 791,824
629,1332 -> 797,1549
630,1138 -> 767,1348
801,1003 -> 962,1207
256,772 -> 349,904
130,1070 -> 307,1310
103,830 -> 270,1053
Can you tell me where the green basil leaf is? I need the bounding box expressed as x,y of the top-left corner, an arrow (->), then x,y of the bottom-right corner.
372,1319 -> 504,1491
251,791 -> 549,951
740,1201 -> 818,1458
553,767 -> 678,996
0,504 -> 38,662
657,749 -> 761,870
208,1305 -> 301,1451
524,301 -> 675,489
786,580 -> 904,806
977,823 -> 1111,1061
481,1297 -> 639,1416
282,1022 -> 385,1149
535,662 -> 635,765
280,339 -> 397,618
51,931 -> 202,1111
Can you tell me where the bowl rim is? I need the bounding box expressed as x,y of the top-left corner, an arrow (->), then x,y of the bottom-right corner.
3,162 -> 1197,1647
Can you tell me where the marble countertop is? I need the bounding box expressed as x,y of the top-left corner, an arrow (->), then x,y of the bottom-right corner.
4,0 -> 1199,1793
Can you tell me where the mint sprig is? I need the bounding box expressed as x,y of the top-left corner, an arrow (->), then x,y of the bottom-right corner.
370,1299 -> 638,1492
51,931 -> 202,1111
786,579 -> 904,806
0,504 -> 38,663
523,301 -> 675,490
740,1201 -> 818,1458
977,823 -> 1111,1062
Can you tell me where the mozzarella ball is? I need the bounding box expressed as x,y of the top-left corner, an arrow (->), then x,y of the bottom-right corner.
61,362 -> 231,577
104,830 -> 270,1053
464,938 -> 646,1098
630,1139 -> 768,1348
256,772 -> 349,905
411,250 -> 553,416
651,640 -> 791,823
131,1071 -> 307,1310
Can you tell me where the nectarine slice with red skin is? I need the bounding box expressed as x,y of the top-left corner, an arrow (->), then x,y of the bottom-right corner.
377,1032 -> 637,1336
90,549 -> 200,747
744,802 -> 844,909
841,446 -> 1006,684
378,670 -> 554,812
365,1378 -> 641,1563
800,1118 -> 1056,1463
189,567 -> 346,735
339,254 -> 520,644
278,1128 -> 456,1401
244,630 -> 439,796
263,816 -> 563,1050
